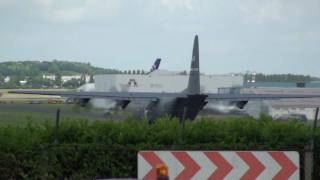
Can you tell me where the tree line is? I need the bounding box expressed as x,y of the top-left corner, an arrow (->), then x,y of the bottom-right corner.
245,73 -> 320,83
0,60 -> 121,89
0,60 -> 121,77
1,60 -> 319,88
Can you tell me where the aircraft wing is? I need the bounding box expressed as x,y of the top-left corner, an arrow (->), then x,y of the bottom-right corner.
207,93 -> 320,101
10,90 -> 320,101
8,90 -> 184,101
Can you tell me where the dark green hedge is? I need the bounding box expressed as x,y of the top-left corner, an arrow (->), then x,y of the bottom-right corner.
0,116 -> 319,179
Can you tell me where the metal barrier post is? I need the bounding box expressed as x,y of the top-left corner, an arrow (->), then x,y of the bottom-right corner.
305,107 -> 319,180
54,109 -> 60,143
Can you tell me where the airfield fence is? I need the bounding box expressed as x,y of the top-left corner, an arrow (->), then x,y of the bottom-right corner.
0,116 -> 319,179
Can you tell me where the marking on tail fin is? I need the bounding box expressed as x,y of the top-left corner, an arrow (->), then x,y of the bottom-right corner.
147,58 -> 162,75
192,56 -> 196,63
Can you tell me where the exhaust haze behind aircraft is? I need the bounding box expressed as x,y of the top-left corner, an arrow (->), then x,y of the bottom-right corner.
10,35 -> 320,121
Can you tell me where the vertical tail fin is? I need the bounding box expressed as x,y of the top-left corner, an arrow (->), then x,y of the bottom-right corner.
147,58 -> 161,74
187,35 -> 200,94
152,58 -> 161,71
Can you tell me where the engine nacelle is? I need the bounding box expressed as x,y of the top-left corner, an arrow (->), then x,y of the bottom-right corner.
115,100 -> 131,110
232,101 -> 249,109
71,98 -> 91,107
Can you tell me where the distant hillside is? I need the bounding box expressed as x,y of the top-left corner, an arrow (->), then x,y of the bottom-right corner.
0,60 -> 121,77
1,60 -> 319,89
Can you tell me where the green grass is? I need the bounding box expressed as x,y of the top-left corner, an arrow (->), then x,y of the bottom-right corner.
0,111 -> 54,127
0,116 -> 318,179
0,104 -> 104,127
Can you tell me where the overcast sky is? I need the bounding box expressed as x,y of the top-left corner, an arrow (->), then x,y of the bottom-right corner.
0,0 -> 319,76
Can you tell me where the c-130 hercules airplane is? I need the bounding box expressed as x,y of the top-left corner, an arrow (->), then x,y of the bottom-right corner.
10,35 -> 320,121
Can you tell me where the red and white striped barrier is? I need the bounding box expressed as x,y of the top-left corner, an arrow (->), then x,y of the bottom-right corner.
138,151 -> 299,180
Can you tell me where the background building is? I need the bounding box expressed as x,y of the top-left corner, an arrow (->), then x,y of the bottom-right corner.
94,71 -> 243,93
243,87 -> 320,120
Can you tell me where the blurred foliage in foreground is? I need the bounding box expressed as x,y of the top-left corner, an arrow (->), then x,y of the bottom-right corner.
0,115 -> 319,179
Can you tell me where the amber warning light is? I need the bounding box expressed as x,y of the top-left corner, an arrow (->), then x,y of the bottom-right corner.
156,164 -> 169,180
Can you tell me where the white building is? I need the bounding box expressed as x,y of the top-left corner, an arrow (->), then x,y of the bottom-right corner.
61,74 -> 91,83
4,76 -> 10,83
94,70 -> 243,93
84,74 -> 91,83
42,74 -> 56,81
244,87 -> 320,120
78,83 -> 95,92
19,80 -> 27,86
61,75 -> 81,83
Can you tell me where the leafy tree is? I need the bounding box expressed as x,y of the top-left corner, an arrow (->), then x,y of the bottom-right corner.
254,73 -> 315,83
0,76 -> 4,83
55,73 -> 62,87
48,63 -> 60,74
63,79 -> 80,88
80,73 -> 86,85
89,75 -> 94,83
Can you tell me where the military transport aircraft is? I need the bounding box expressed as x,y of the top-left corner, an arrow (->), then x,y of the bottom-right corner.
10,35 -> 320,121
